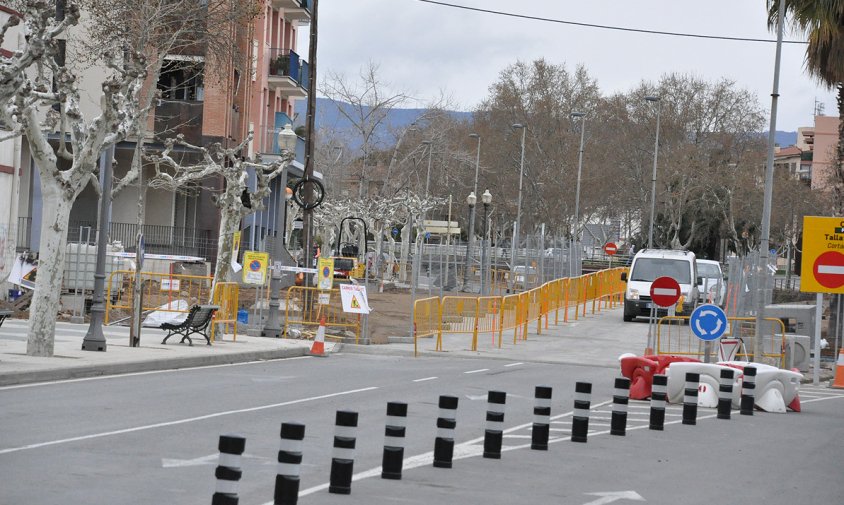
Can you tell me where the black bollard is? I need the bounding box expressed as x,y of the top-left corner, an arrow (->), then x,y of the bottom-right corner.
571,382 -> 591,443
329,410 -> 358,495
682,372 -> 699,426
649,374 -> 667,431
717,368 -> 734,420
274,423 -> 305,505
740,366 -> 756,416
381,402 -> 408,480
212,434 -> 245,505
483,391 -> 507,459
531,386 -> 552,450
611,377 -> 630,436
433,395 -> 459,468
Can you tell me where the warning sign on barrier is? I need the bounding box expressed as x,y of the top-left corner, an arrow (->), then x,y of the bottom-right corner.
340,284 -> 370,314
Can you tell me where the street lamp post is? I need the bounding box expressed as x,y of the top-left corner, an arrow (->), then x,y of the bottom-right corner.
464,192 -> 476,291
645,96 -> 661,250
421,140 -> 434,295
82,145 -> 115,352
463,133 -> 481,291
480,190 -> 492,295
511,124 -> 526,287
570,112 -> 586,277
262,123 -> 298,339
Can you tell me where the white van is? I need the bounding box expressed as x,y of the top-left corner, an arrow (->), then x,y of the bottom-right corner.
621,249 -> 700,322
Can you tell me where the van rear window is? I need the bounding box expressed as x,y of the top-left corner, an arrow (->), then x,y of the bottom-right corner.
630,258 -> 691,283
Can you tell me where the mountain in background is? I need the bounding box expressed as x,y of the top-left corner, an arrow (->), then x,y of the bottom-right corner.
300,98 -> 800,150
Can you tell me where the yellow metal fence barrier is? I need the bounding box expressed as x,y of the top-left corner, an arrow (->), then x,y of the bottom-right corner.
284,287 -> 361,343
106,270 -> 214,325
413,267 -> 628,356
656,316 -> 786,367
210,282 -> 239,342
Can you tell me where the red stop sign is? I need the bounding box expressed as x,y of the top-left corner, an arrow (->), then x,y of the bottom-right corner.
813,251 -> 844,289
650,276 -> 681,307
603,242 -> 618,256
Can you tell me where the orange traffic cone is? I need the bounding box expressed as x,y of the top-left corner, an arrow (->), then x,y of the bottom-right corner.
832,348 -> 844,389
309,316 -> 328,357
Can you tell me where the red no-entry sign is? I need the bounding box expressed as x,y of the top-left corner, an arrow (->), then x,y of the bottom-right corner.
603,242 -> 618,256
813,251 -> 844,290
650,276 -> 681,307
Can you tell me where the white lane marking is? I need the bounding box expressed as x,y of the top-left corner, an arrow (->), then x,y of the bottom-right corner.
412,376 -> 438,383
0,386 -> 378,455
504,362 -> 524,367
0,356 -> 313,391
464,369 -> 489,374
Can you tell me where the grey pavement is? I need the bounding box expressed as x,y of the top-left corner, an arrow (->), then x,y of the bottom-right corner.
0,304 -> 836,386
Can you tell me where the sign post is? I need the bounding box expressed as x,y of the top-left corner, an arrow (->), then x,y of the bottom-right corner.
800,216 -> 844,385
646,276 -> 681,355
603,242 -> 617,269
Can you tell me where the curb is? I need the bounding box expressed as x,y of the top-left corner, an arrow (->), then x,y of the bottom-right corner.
0,347 -> 310,387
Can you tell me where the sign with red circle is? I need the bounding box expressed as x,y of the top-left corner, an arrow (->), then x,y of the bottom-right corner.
650,276 -> 681,307
603,242 -> 618,256
813,251 -> 844,290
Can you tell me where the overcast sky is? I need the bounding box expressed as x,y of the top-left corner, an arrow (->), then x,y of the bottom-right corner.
300,0 -> 837,132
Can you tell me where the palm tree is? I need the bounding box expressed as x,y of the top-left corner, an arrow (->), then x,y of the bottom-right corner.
769,0 -> 844,212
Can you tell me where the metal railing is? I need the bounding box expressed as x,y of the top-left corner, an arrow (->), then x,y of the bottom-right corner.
105,270 -> 214,325
283,286 -> 360,343
268,48 -> 310,90
68,221 -> 216,259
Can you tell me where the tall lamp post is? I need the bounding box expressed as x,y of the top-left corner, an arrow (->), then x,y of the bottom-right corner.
463,133 -> 481,291
511,124 -> 526,281
570,112 -> 586,277
463,192 -> 476,291
82,145 -> 115,352
645,96 -> 661,250
480,190 -> 492,295
262,123 -> 298,339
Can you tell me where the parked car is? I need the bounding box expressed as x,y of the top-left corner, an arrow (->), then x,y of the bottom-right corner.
621,249 -> 700,322
697,259 -> 726,306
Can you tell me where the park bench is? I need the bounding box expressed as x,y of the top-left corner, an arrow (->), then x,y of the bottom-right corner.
161,304 -> 219,346
0,310 -> 12,328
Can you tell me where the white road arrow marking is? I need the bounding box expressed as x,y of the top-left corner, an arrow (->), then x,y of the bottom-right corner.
162,453 -> 267,468
582,490 -> 645,505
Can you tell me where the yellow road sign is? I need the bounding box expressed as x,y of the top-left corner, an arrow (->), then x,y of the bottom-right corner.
801,216 -> 844,294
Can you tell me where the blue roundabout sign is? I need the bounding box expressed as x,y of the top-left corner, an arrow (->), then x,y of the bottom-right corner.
689,304 -> 728,341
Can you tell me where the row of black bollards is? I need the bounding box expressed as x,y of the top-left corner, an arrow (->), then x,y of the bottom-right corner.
212,366 -> 759,504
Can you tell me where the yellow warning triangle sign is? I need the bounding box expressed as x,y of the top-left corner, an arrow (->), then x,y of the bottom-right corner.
351,296 -> 361,309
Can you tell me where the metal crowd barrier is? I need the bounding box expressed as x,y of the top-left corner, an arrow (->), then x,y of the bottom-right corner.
656,316 -> 786,366
412,267 -> 628,356
105,270 -> 213,325
284,286 -> 361,344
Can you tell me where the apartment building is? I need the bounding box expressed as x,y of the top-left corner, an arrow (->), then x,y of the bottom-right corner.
7,0 -> 312,269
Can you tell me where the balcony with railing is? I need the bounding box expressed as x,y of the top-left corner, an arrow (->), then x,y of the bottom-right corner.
267,48 -> 308,98
272,0 -> 311,22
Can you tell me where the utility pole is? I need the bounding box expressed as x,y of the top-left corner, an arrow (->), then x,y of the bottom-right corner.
300,0 -> 319,282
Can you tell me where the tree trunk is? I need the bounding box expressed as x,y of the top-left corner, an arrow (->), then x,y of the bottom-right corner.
26,189 -> 73,357
399,216 -> 413,282
211,206 -> 240,299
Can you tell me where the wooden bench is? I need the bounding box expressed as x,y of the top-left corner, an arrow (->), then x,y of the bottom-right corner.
161,304 -> 220,346
0,310 -> 12,328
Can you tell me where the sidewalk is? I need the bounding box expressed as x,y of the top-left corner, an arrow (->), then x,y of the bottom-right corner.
0,306 -> 836,386
0,318 -> 327,386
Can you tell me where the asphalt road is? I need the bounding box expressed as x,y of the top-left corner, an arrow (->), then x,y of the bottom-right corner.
2,347 -> 843,504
